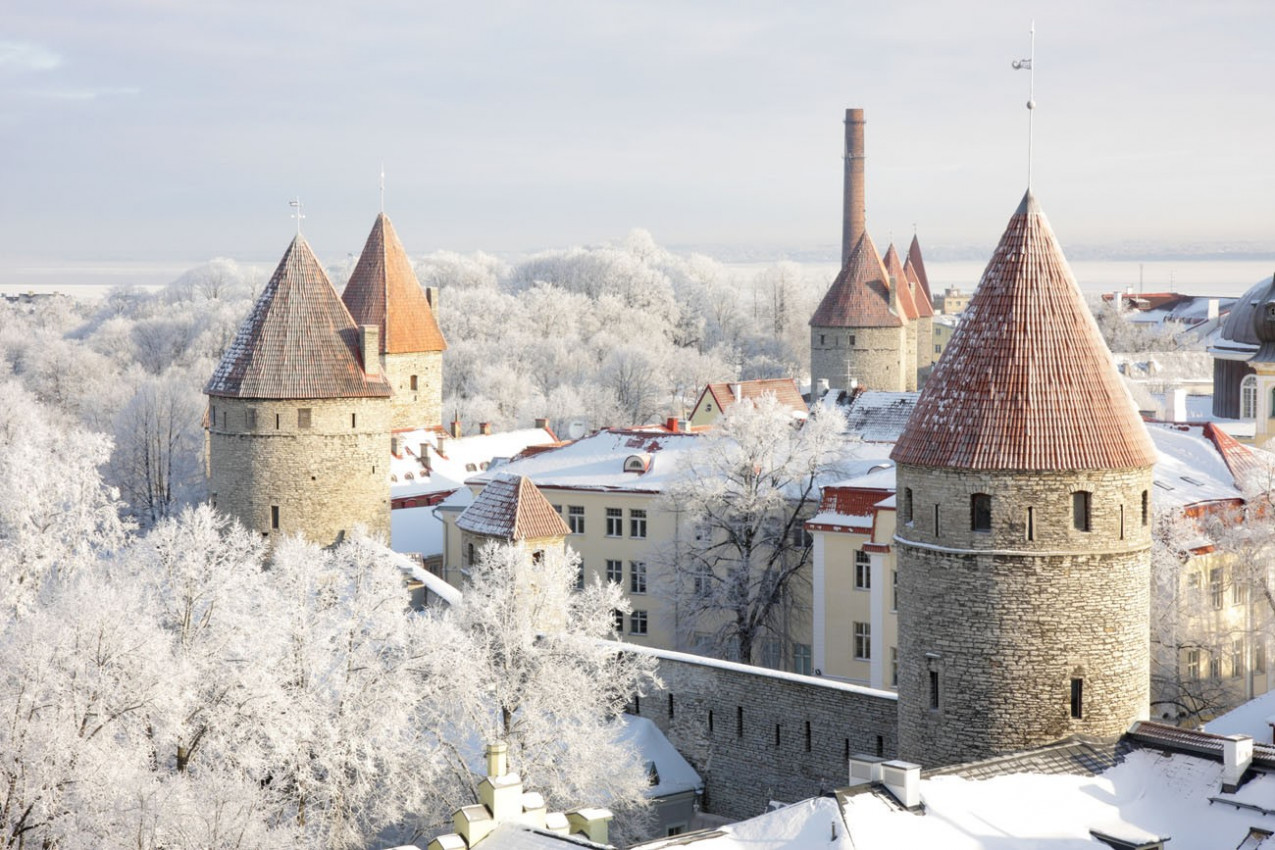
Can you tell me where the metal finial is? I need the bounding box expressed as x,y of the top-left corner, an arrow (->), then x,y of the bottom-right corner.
289,197 -> 305,235
1012,22 -> 1037,188
379,163 -> 386,213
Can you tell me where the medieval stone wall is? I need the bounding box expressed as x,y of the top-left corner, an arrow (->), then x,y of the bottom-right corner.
894,463 -> 1153,767
631,649 -> 898,819
384,350 -> 443,430
810,325 -> 908,393
207,395 -> 391,546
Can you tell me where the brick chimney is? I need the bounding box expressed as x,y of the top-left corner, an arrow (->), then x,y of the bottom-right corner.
534,417 -> 549,430
842,108 -> 866,266
450,419 -> 463,439
359,325 -> 381,376
479,422 -> 492,436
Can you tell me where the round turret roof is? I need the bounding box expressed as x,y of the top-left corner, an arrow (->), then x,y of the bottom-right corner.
1218,275 -> 1275,347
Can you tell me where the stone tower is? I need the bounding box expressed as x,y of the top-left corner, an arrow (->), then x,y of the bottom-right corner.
810,108 -> 911,394
903,248 -> 936,372
891,191 -> 1158,767
205,235 -> 393,546
342,213 -> 447,430
882,244 -> 920,392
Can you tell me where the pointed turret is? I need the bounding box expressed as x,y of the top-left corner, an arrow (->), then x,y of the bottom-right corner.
906,235 -> 933,304
811,233 -> 899,329
903,255 -> 935,372
892,191 -> 1156,471
342,213 -> 446,429
883,244 -> 920,391
457,474 -> 571,543
206,235 -> 390,399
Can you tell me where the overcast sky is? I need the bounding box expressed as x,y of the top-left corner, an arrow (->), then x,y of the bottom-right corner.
3,0 -> 1273,269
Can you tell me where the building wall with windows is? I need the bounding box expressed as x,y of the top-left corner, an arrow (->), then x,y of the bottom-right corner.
208,395 -> 391,545
809,325 -> 909,394
383,350 -> 443,430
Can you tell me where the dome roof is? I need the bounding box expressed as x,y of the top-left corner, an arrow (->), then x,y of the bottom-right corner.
1218,275 -> 1275,348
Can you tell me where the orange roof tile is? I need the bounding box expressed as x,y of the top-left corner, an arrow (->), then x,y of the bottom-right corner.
903,257 -> 934,319
883,244 -> 919,321
810,232 -> 901,328
456,474 -> 571,541
342,213 -> 447,354
205,236 -> 391,400
891,191 -> 1157,471
906,234 -> 933,303
701,378 -> 807,417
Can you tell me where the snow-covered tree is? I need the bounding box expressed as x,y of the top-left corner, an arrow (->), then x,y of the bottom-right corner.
417,541 -> 659,840
656,394 -> 850,664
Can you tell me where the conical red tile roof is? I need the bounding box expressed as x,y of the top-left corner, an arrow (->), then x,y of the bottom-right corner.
891,191 -> 1156,471
810,232 -> 901,328
906,234 -> 933,303
456,474 -> 571,541
342,213 -> 446,354
883,244 -> 919,321
206,236 -> 391,399
903,257 -> 934,319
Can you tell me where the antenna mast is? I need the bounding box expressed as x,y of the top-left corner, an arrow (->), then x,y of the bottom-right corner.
379,163 -> 386,213
289,197 -> 305,235
1012,22 -> 1036,188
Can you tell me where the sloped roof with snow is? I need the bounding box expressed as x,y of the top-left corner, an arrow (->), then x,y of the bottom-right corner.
1147,422 -> 1247,511
456,474 -> 570,540
841,724 -> 1275,850
839,390 -> 920,443
618,715 -> 703,798
341,213 -> 447,354
391,427 -> 558,499
892,191 -> 1157,471
810,232 -> 901,329
634,797 -> 851,850
697,379 -> 807,420
206,236 -> 391,399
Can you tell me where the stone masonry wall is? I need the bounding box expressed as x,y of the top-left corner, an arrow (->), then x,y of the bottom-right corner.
810,325 -> 908,393
208,395 -> 391,546
384,350 -> 443,430
631,649 -> 898,820
895,464 -> 1153,767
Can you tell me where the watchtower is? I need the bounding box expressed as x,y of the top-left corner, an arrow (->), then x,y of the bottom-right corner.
205,235 -> 393,546
891,191 -> 1157,767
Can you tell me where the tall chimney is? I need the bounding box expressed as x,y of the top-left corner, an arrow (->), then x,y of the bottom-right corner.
360,325 -> 381,376
842,108 -> 867,266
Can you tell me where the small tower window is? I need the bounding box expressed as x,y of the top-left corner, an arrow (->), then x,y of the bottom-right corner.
934,504 -> 941,537
1026,506 -> 1035,541
929,669 -> 940,710
1269,385 -> 1275,418
901,488 -> 913,523
351,412 -> 357,428
245,408 -> 258,429
1141,490 -> 1149,526
270,505 -> 279,530
1073,491 -> 1092,532
848,334 -> 856,347
1241,374 -> 1257,419
275,412 -> 281,429
298,408 -> 312,429
970,493 -> 992,532
1070,678 -> 1084,719
410,374 -> 418,391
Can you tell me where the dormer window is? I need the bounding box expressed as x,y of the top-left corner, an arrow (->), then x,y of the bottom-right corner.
624,454 -> 651,474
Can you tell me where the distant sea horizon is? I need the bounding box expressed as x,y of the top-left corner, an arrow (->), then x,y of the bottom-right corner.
2,253 -> 1271,301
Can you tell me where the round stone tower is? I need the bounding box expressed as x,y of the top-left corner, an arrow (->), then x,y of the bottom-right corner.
341,213 -> 447,431
890,191 -> 1158,767
205,235 -> 393,546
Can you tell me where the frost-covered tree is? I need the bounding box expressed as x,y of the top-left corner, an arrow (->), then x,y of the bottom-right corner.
417,542 -> 659,840
657,394 -> 850,664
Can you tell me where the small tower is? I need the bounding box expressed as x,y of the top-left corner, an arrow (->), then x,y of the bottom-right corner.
903,251 -> 936,372
455,474 -> 571,567
205,235 -> 393,546
342,213 -> 447,430
882,245 -> 920,392
891,191 -> 1158,767
1248,277 -> 1275,447
810,108 -> 911,394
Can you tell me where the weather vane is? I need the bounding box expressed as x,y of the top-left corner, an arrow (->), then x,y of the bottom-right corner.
290,197 -> 305,235
1012,21 -> 1036,188
379,163 -> 386,213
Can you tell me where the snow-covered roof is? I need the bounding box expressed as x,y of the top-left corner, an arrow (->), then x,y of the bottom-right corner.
389,504 -> 443,556
390,426 -> 558,499
839,391 -> 920,444
617,715 -> 702,798
840,730 -> 1275,849
467,429 -> 706,494
456,474 -> 570,541
634,797 -> 851,850
1206,690 -> 1275,743
392,552 -> 462,605
1147,422 -> 1246,510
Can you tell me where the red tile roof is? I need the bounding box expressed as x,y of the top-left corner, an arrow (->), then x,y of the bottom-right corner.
700,378 -> 807,418
903,257 -> 934,319
809,232 -> 901,328
906,234 -> 933,303
883,244 -> 919,321
819,486 -> 893,517
206,236 -> 391,400
342,213 -> 447,354
891,191 -> 1157,471
456,474 -> 571,541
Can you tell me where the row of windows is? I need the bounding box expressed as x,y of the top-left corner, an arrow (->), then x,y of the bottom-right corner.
209,405 -> 361,431
1200,567 -> 1251,610
551,505 -> 646,538
817,333 -> 857,348
1184,644 -> 1267,679
631,694 -> 886,757
604,559 -> 649,593
900,487 -> 1151,538
613,609 -> 648,635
